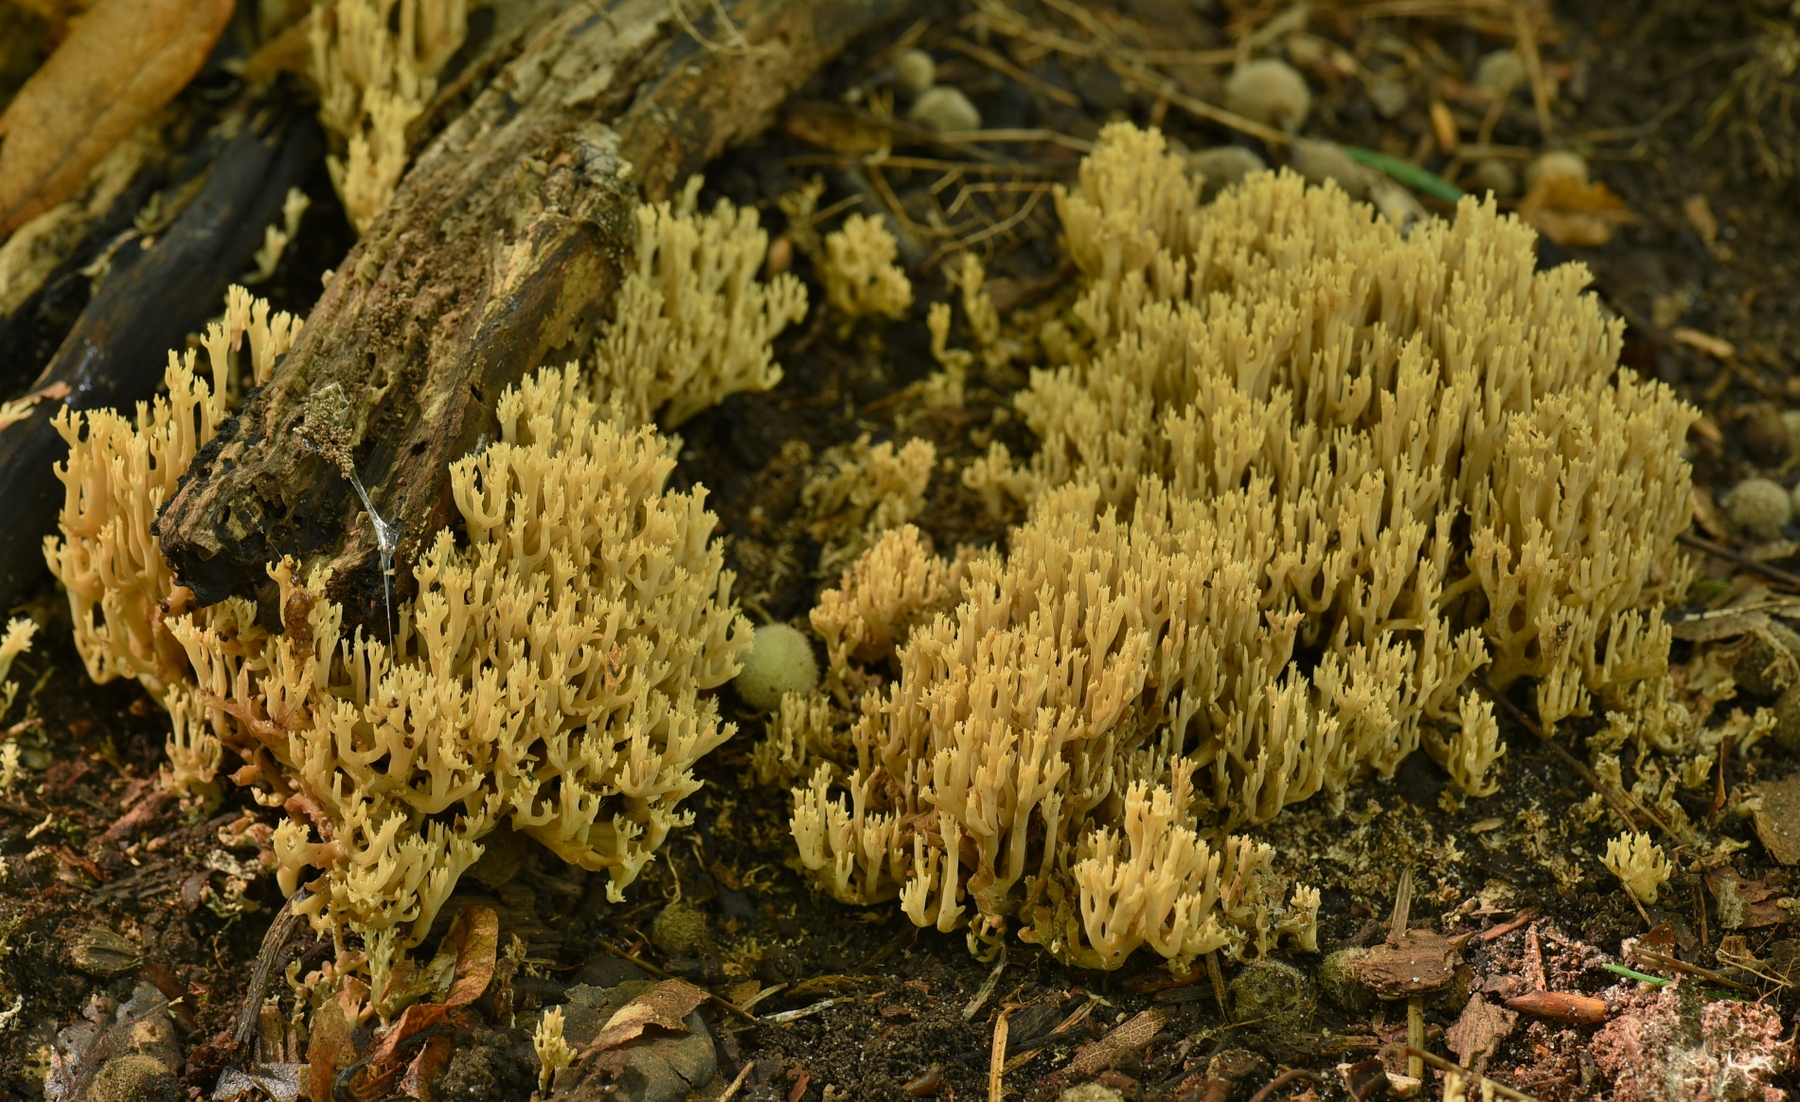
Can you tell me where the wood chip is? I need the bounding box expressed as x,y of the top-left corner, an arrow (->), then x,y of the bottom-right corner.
1504,991 -> 1607,1025
1352,930 -> 1458,998
1445,995 -> 1517,1065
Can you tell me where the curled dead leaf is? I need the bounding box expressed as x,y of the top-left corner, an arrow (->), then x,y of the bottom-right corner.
1519,173 -> 1635,248
0,0 -> 234,240
586,979 -> 709,1053
358,906 -> 500,1068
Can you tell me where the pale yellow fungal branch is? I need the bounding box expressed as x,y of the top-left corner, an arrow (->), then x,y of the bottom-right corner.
248,187 -> 313,284
590,177 -> 809,427
188,364 -> 751,950
821,213 -> 913,321
749,690 -> 847,789
1,541 -> 46,795
43,285 -> 300,702
801,433 -> 936,572
1603,831 -> 1670,905
309,0 -> 470,231
535,1005 -> 574,1093
807,524 -> 970,702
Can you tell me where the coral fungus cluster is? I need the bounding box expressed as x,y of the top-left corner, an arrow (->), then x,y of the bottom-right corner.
789,122 -> 1696,973
44,189 -> 798,1008
44,120 -> 1700,989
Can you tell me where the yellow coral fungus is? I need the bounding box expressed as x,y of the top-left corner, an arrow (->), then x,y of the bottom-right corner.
590,176 -> 808,427
821,213 -> 913,320
43,181 -> 797,990
309,0 -> 469,230
792,122 -> 1696,973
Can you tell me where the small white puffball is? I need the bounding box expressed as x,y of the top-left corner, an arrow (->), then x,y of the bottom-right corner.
1187,145 -> 1267,201
1781,410 -> 1800,451
1474,50 -> 1525,95
1724,477 -> 1793,541
734,623 -> 819,710
908,86 -> 982,132
1225,59 -> 1312,131
893,48 -> 936,96
1524,150 -> 1588,193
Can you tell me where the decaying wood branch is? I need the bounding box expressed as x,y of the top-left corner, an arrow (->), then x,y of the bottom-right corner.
0,108 -> 322,608
156,0 -> 910,624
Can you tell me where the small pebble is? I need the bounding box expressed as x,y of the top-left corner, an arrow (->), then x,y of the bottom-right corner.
893,48 -> 935,96
1723,477 -> 1793,541
1469,158 -> 1519,199
1524,150 -> 1588,192
1225,58 -> 1312,131
1289,138 -> 1374,200
908,86 -> 982,132
1187,145 -> 1267,201
1474,50 -> 1526,95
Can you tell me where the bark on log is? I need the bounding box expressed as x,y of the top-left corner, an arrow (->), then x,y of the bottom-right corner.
156,0 -> 910,625
0,108 -> 322,608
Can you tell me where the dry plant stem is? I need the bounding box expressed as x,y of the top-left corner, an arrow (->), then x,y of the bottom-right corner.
233,888 -> 311,1048
156,0 -> 913,622
716,1060 -> 755,1102
1508,3 -> 1554,142
945,35 -> 1083,107
1677,531 -> 1800,590
988,1008 -> 1011,1102
975,0 -> 1288,146
1407,997 -> 1424,1078
1408,1047 -> 1542,1102
596,940 -> 758,1023
1245,1069 -> 1322,1102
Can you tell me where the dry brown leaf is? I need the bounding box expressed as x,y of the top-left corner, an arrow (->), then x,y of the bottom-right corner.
442,904 -> 500,1007
358,907 -> 500,1067
1062,1009 -> 1164,1079
1518,174 -> 1635,247
305,1000 -> 357,1102
0,0 -> 233,240
587,980 -> 709,1053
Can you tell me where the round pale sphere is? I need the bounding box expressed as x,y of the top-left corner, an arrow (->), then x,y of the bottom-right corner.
908,86 -> 982,133
1188,145 -> 1267,201
1524,150 -> 1589,193
735,623 -> 820,710
1225,59 -> 1312,131
893,48 -> 936,96
1724,477 -> 1792,541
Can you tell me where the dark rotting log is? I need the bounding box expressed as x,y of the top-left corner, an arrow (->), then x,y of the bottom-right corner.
0,107 -> 323,609
154,0 -> 913,628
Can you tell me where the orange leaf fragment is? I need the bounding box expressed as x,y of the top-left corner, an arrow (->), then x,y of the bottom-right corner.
0,0 -> 234,240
